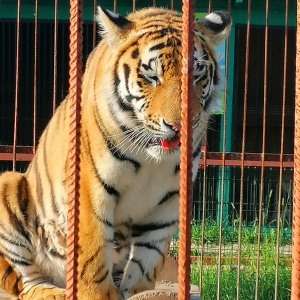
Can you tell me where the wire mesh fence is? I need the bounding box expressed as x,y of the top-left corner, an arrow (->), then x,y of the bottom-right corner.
0,0 -> 296,299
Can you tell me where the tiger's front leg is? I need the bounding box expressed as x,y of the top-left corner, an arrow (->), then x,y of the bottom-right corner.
119,204 -> 178,299
75,173 -> 119,300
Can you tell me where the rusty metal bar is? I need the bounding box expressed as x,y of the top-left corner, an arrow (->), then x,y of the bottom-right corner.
52,0 -> 58,113
208,0 -> 212,13
33,0 -> 38,152
236,1 -> 251,299
65,0 -> 83,298
217,0 -> 231,297
12,0 -> 21,171
0,147 -> 294,167
170,0 -> 174,10
255,0 -> 269,298
199,144 -> 207,295
92,0 -> 97,48
291,1 -> 300,298
178,0 -> 194,299
274,0 -> 289,298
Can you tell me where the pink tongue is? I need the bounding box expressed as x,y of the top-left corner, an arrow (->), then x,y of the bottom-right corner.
161,136 -> 180,149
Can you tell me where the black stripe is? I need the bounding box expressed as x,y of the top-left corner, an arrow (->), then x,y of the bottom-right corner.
145,272 -> 151,282
98,218 -> 113,228
12,275 -> 21,296
17,177 -> 29,223
132,220 -> 177,237
94,269 -> 109,284
123,63 -> 130,94
116,96 -> 134,112
174,164 -> 180,174
80,247 -> 102,279
114,230 -> 126,241
49,249 -> 65,259
131,258 -> 145,275
106,139 -> 141,173
131,48 -> 139,59
140,22 -> 181,33
158,191 -> 179,206
9,257 -> 31,266
1,244 -> 31,266
0,232 -> 28,248
84,124 -> 120,203
134,242 -> 164,258
2,265 -> 13,287
149,42 -> 165,52
2,183 -> 30,242
101,179 -> 120,201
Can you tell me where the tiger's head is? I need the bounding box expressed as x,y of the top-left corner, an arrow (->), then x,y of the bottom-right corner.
94,6 -> 231,161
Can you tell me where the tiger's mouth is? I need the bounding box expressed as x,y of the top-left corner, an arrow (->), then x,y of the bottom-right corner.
149,135 -> 181,150
160,136 -> 181,149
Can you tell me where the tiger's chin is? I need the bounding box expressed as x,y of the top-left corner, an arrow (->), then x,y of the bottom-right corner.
146,145 -> 180,162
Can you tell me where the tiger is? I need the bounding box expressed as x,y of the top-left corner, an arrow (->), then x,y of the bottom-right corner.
0,6 -> 231,300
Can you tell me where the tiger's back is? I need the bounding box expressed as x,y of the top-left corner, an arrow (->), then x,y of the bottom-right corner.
0,6 -> 231,300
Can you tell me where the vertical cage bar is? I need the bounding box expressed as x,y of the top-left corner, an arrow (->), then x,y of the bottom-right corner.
199,142 -> 207,296
292,0 -> 300,298
208,0 -> 212,13
216,0 -> 231,297
236,1 -> 251,299
92,0 -> 97,49
66,0 -> 83,299
178,1 -> 195,300
12,0 -> 21,171
52,0 -> 58,113
274,0 -> 289,298
255,0 -> 269,298
170,0 -> 174,10
33,0 -> 38,151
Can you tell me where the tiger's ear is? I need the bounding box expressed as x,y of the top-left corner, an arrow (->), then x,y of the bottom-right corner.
96,6 -> 133,47
194,11 -> 232,45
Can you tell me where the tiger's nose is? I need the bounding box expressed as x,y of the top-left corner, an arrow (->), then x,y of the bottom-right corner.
164,120 -> 181,132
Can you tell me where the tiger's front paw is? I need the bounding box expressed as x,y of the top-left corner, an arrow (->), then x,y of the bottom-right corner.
19,286 -> 65,300
107,283 -> 120,300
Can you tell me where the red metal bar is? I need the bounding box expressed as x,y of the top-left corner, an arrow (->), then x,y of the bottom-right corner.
275,0 -> 289,298
92,0 -> 97,49
237,2 -> 251,298
33,0 -> 38,152
255,1 -> 269,298
0,147 -> 294,167
65,0 -> 83,298
52,0 -> 58,113
170,0 -> 174,10
217,0 -> 231,297
178,1 -> 194,299
291,0 -> 300,298
12,0 -> 21,171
